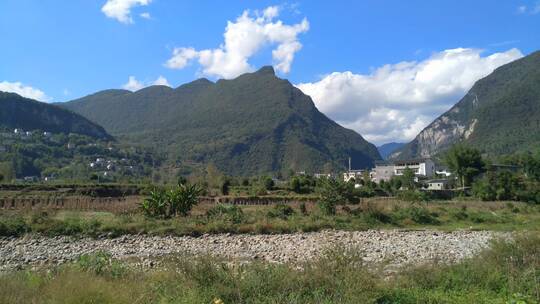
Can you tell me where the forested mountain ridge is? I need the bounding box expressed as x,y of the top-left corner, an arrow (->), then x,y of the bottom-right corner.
61,66 -> 381,175
390,51 -> 540,160
0,92 -> 112,140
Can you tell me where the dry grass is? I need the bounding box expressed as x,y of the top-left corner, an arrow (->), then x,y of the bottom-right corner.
0,234 -> 538,303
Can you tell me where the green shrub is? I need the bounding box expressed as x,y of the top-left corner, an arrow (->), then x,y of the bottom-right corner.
451,206 -> 469,220
206,204 -> 244,224
140,183 -> 203,218
267,204 -> 295,220
365,207 -> 393,224
409,207 -> 439,225
0,216 -> 29,236
397,190 -> 431,202
76,251 -> 126,278
393,207 -> 440,225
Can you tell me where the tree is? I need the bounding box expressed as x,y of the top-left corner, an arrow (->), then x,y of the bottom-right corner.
221,179 -> 231,195
362,171 -> 372,188
290,176 -> 301,193
262,176 -> 274,190
444,144 -> 485,188
401,167 -> 416,190
205,163 -> 223,190
317,178 -> 357,215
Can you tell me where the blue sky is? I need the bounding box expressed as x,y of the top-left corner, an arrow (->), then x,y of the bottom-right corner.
1,1 -> 539,144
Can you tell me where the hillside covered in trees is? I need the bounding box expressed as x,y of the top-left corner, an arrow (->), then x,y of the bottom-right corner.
62,66 -> 381,176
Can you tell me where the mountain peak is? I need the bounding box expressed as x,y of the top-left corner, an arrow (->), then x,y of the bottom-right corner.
255,65 -> 275,75
60,68 -> 381,175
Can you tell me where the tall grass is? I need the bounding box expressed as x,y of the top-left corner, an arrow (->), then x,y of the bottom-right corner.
1,201 -> 539,238
0,234 -> 538,303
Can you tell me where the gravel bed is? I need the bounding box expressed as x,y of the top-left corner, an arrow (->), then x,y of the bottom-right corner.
0,230 -> 509,272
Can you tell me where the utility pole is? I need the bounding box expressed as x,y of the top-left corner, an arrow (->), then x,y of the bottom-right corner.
348,157 -> 351,172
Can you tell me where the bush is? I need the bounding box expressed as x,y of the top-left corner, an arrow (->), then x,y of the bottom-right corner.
267,204 -> 295,220
76,251 -> 126,278
140,183 -> 203,218
408,207 -> 439,224
393,207 -> 440,225
221,180 -> 230,195
206,204 -> 244,224
397,190 -> 431,202
364,206 -> 393,224
0,216 -> 29,236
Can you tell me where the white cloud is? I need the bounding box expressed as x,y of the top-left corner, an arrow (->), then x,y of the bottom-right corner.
296,48 -> 523,145
166,47 -> 198,69
140,12 -> 151,19
101,0 -> 151,24
517,5 -> 527,14
122,75 -> 171,91
122,76 -> 144,91
0,81 -> 51,102
153,75 -> 170,86
165,6 -> 309,79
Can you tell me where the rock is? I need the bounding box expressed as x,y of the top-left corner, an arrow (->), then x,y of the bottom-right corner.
0,230 -> 509,272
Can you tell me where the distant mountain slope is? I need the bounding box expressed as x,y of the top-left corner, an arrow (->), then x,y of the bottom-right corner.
0,92 -> 112,140
62,66 -> 381,175
390,51 -> 540,160
377,142 -> 405,159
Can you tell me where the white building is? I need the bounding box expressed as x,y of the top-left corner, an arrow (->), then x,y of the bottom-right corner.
393,159 -> 436,178
314,173 -> 332,179
371,163 -> 394,183
369,159 -> 437,184
343,170 -> 365,183
425,179 -> 450,190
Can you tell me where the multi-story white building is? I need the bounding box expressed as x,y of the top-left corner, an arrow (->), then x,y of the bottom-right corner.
370,158 -> 436,183
393,158 -> 436,177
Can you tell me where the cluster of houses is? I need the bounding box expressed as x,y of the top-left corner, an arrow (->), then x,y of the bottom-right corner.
342,158 -> 452,190
88,157 -> 136,177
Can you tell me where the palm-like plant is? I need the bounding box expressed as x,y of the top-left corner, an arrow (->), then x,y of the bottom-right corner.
170,183 -> 203,216
140,188 -> 168,218
140,183 -> 203,218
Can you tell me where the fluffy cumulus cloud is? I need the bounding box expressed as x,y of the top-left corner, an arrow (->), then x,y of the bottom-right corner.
0,81 -> 50,102
101,0 -> 151,24
296,48 -> 523,144
122,75 -> 170,91
165,6 -> 309,79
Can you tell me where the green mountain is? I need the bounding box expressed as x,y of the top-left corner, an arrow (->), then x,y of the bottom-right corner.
390,51 -> 540,160
377,142 -> 405,160
0,91 -> 111,140
62,66 -> 381,175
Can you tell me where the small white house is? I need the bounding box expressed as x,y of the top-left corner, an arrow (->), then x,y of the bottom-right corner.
425,179 -> 450,190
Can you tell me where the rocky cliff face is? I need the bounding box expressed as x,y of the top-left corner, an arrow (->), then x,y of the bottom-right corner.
390,50 -> 540,160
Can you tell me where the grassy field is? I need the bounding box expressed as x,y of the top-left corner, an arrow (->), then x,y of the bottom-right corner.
1,199 -> 539,237
0,233 -> 538,304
